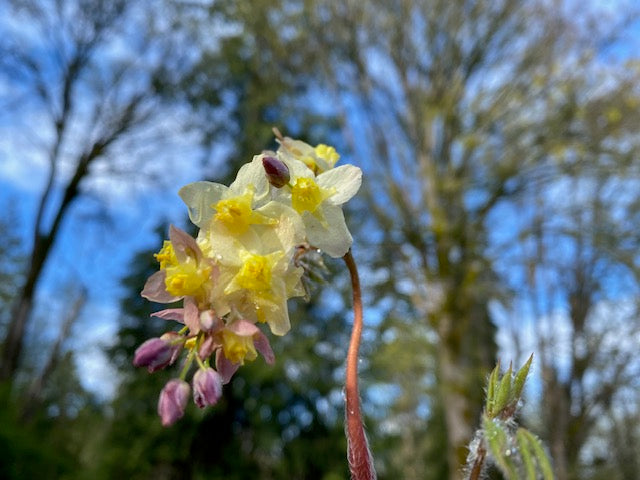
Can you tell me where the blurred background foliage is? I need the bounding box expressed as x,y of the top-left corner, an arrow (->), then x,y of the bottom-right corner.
1,0 -> 639,479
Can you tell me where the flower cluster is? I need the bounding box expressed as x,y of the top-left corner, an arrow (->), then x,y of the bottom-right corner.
134,131 -> 362,426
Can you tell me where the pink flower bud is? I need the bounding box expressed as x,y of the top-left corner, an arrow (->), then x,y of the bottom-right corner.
262,156 -> 290,188
198,335 -> 216,360
133,338 -> 173,372
158,379 -> 190,426
192,368 -> 223,408
160,332 -> 184,365
199,310 -> 220,332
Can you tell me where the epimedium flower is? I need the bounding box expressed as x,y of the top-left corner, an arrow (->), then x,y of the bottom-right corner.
215,318 -> 275,383
142,225 -> 215,304
274,157 -> 362,258
178,154 -> 273,232
274,128 -> 341,174
211,241 -> 304,336
135,130 -> 363,429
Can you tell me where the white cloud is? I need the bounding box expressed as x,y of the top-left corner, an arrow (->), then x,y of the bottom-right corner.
72,302 -> 121,401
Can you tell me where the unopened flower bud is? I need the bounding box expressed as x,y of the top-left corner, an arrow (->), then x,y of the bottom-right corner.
199,310 -> 219,332
158,379 -> 190,426
262,155 -> 290,188
193,367 -> 223,408
198,335 -> 216,360
160,331 -> 184,365
133,337 -> 173,373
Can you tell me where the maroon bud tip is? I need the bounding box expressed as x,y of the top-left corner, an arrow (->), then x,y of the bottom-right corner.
158,379 -> 190,426
193,368 -> 223,408
262,155 -> 290,188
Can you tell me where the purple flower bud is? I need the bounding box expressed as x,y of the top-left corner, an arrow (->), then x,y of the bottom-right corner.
133,338 -> 173,372
160,332 -> 184,365
262,155 -> 290,188
192,368 -> 223,408
158,379 -> 190,426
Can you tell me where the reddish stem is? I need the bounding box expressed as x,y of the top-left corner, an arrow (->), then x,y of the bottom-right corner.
343,249 -> 376,480
468,443 -> 487,480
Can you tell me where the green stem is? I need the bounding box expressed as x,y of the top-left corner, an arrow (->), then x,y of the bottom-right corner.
179,349 -> 195,380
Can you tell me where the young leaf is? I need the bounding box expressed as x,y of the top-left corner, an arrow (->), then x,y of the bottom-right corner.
494,362 -> 513,414
519,428 -> 555,480
486,361 -> 501,417
513,354 -> 534,401
517,428 -> 538,480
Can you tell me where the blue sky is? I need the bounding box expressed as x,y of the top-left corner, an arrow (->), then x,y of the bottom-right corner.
0,166 -> 204,398
2,0 -> 639,410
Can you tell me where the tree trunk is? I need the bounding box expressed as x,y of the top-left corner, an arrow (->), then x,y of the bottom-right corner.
438,347 -> 474,480
0,241 -> 49,382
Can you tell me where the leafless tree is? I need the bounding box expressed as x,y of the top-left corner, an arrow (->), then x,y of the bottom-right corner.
0,0 -> 187,383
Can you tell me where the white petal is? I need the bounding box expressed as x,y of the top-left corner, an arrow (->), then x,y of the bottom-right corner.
264,298 -> 291,336
179,181 -> 227,228
278,152 -> 315,179
317,165 -> 362,205
229,155 -> 269,201
257,201 -> 306,251
304,205 -> 353,258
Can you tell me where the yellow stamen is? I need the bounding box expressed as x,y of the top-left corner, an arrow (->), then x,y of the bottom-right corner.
154,241 -> 177,270
291,177 -> 324,213
221,329 -> 257,365
165,261 -> 211,297
315,143 -> 340,167
236,254 -> 273,292
212,189 -> 275,235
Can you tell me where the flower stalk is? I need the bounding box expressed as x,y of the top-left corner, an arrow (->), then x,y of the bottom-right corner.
343,249 -> 376,480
